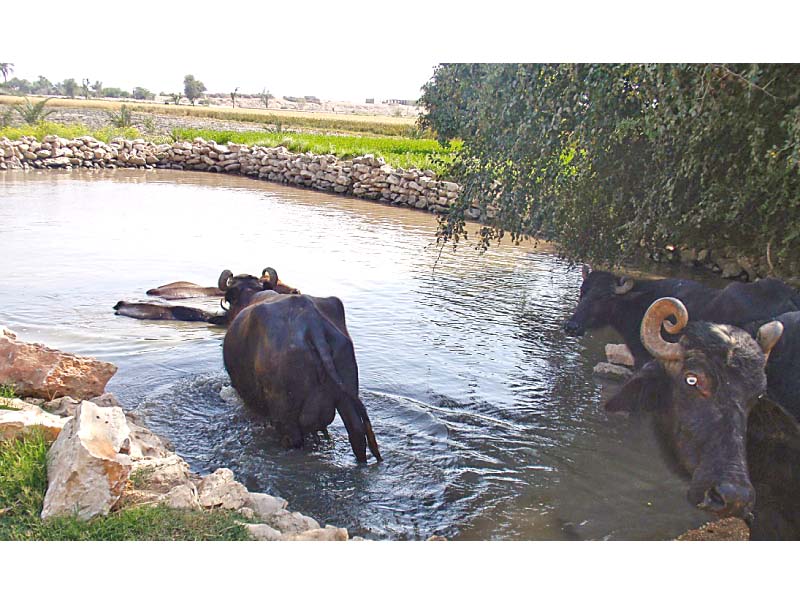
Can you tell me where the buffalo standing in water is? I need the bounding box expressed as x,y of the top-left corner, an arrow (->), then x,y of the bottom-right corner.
220,274 -> 382,464
606,297 -> 800,539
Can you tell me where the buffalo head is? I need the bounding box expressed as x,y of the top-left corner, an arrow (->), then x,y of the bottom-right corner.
605,297 -> 783,519
563,266 -> 636,336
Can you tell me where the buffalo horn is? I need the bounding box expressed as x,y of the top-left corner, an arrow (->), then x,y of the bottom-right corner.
218,269 -> 233,291
220,298 -> 230,311
614,277 -> 635,295
757,321 -> 784,362
640,297 -> 688,362
262,267 -> 279,288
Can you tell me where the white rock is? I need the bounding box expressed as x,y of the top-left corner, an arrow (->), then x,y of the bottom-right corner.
605,344 -> 635,367
197,468 -> 250,510
263,509 -> 320,535
245,523 -> 283,541
0,398 -> 70,442
282,526 -> 349,541
159,484 -> 200,510
247,492 -> 288,520
41,401 -> 132,520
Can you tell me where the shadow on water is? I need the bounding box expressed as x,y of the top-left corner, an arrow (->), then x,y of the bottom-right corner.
0,169 -> 710,539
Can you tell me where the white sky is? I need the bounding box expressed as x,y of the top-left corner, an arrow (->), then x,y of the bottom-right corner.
3,1 -> 797,103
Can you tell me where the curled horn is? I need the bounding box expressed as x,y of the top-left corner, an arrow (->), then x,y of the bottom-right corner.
262,267 -> 279,288
220,298 -> 230,311
640,297 -> 688,362
218,269 -> 233,291
757,321 -> 784,362
614,276 -> 635,295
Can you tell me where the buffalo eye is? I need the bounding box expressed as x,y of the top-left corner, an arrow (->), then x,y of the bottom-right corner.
685,374 -> 698,387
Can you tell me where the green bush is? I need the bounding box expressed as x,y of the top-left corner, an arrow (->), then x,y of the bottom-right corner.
420,64 -> 800,271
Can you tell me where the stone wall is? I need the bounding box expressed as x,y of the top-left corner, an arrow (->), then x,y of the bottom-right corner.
0,134 -> 470,217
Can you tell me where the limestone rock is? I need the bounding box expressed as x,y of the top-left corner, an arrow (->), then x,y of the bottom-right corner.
283,526 -> 349,541
160,484 -> 200,510
130,454 -> 192,494
245,523 -> 283,541
0,328 -> 117,400
0,397 -> 70,442
128,421 -> 173,459
197,468 -> 250,510
42,401 -> 132,520
605,344 -> 635,367
247,492 -> 288,520
263,508 -> 320,535
593,362 -> 632,382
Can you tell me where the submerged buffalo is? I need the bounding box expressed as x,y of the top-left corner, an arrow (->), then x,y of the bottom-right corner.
220,274 -> 382,463
564,266 -> 800,366
146,267 -> 301,300
114,268 -> 301,325
605,297 -> 800,539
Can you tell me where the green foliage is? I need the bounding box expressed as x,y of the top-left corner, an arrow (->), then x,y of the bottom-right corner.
101,87 -> 132,99
0,122 -> 140,143
62,78 -> 77,98
170,127 -> 459,173
107,104 -> 133,128
132,86 -> 155,100
0,383 -> 16,398
419,64 -> 800,271
0,432 -> 253,541
12,97 -> 56,124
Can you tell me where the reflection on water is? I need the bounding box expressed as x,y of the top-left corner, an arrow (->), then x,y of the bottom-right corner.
0,169 -> 709,539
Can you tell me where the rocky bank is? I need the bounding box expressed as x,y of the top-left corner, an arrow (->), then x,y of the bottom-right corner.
0,328 -> 354,541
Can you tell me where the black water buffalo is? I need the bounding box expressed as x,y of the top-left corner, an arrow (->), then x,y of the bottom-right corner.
220,275 -> 382,463
744,311 -> 800,421
564,266 -> 800,366
114,268 -> 301,325
113,300 -> 220,322
605,297 -> 799,539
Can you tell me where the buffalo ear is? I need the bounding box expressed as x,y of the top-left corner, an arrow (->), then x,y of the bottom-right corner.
605,362 -> 668,413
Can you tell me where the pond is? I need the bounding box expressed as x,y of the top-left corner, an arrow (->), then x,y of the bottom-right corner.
0,169 -> 710,539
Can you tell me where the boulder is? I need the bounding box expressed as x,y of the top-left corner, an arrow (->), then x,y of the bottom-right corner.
41,401 -> 132,520
283,526 -> 349,541
197,468 -> 250,510
0,397 -> 70,442
129,454 -> 193,494
605,344 -> 635,367
593,362 -> 633,382
160,484 -> 200,510
0,328 -> 117,400
245,523 -> 283,541
247,492 -> 288,520
263,508 -> 320,535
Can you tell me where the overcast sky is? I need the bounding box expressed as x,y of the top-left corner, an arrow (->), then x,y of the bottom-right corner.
3,1 -> 797,103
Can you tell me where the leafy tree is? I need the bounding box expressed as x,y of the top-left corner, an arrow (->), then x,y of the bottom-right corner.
230,87 -> 239,109
92,80 -> 103,97
183,74 -> 206,106
132,86 -> 155,100
102,87 -> 131,98
81,78 -> 91,99
32,76 -> 53,95
0,62 -> 13,83
62,78 -> 77,98
170,92 -> 182,105
4,77 -> 31,94
419,63 -> 800,272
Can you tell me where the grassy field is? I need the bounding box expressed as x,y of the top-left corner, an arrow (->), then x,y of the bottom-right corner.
0,95 -> 417,137
0,430 -> 253,541
171,127 -> 460,173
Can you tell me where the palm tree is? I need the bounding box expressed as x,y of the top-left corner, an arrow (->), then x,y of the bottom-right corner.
0,62 -> 14,83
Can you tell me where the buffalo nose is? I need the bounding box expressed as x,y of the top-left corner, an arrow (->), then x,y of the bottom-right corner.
563,320 -> 580,335
698,482 -> 755,517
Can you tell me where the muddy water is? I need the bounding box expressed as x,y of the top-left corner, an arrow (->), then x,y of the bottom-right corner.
0,169 -> 710,539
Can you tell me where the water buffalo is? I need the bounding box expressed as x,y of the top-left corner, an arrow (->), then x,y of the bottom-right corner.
564,266 -> 800,366
114,268 -> 301,325
220,275 -> 382,463
113,300 -> 220,322
605,297 -> 800,539
744,310 -> 800,421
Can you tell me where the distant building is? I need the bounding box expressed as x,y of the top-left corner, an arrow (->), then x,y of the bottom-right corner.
365,98 -> 375,104
384,99 -> 417,106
